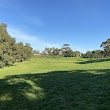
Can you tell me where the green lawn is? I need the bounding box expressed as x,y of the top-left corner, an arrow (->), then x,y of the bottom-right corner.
0,57 -> 110,110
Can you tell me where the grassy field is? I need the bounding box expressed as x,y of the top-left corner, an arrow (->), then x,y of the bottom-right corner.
0,57 -> 110,110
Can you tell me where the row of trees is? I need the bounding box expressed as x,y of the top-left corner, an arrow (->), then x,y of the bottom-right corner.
82,50 -> 104,58
0,23 -> 33,68
39,44 -> 81,57
33,38 -> 110,59
82,38 -> 110,58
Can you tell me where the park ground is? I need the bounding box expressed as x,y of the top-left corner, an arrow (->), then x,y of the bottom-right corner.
0,57 -> 110,110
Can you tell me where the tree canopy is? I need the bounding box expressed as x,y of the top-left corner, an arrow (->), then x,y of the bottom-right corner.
0,23 -> 33,68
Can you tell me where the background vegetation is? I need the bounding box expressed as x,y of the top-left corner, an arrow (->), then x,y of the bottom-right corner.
34,39 -> 110,59
0,23 -> 33,68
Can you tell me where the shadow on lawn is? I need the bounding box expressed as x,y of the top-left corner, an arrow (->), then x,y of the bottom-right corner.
77,58 -> 110,64
0,69 -> 110,110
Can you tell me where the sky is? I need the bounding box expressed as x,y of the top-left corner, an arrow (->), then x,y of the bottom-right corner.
0,0 -> 110,52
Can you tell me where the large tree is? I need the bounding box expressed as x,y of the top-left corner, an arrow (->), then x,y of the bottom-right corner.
101,38 -> 110,57
0,23 -> 33,67
61,44 -> 73,57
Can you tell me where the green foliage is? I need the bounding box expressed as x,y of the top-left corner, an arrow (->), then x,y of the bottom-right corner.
83,38 -> 110,58
0,23 -> 33,68
61,44 -> 74,57
73,51 -> 81,57
0,61 -> 5,68
101,38 -> 110,57
42,44 -> 79,57
82,38 -> 110,58
42,47 -> 62,57
2,54 -> 14,66
82,50 -> 104,58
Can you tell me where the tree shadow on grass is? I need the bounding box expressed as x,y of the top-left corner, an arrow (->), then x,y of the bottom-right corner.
77,58 -> 110,64
0,69 -> 110,110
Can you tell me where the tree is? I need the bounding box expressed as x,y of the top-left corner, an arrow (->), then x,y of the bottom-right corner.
101,38 -> 110,57
52,48 -> 60,56
42,47 -> 60,57
73,51 -> 81,57
82,50 -> 104,58
0,23 -> 33,67
61,44 -> 73,57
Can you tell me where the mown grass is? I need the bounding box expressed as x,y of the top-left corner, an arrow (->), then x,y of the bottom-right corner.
0,57 -> 110,110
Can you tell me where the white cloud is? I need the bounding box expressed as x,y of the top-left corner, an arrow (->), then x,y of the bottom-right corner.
7,26 -> 60,51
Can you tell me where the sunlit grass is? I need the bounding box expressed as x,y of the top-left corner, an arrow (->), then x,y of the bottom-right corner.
0,94 -> 12,101
0,57 -> 110,79
0,57 -> 110,110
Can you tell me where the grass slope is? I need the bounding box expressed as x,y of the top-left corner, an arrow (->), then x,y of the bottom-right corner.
0,57 -> 110,110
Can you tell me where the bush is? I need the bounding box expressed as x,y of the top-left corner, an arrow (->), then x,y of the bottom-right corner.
0,61 -> 5,68
2,54 -> 15,66
0,23 -> 33,68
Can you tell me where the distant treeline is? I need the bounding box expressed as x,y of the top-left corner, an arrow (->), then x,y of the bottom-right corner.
0,23 -> 33,68
82,50 -> 104,58
33,44 -> 81,57
82,39 -> 110,58
33,39 -> 110,59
